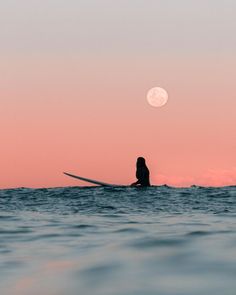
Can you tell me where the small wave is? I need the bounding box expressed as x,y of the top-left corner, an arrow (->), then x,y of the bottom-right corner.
128,236 -> 187,249
113,227 -> 145,234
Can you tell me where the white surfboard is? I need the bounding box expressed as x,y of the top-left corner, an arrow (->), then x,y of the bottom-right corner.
63,172 -> 119,187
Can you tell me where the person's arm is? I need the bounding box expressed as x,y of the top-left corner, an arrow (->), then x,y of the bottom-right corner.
131,168 -> 148,186
131,176 -> 143,186
131,180 -> 139,186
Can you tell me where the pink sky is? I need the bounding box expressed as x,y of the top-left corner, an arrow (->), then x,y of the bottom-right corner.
1,1 -> 236,188
1,56 -> 235,188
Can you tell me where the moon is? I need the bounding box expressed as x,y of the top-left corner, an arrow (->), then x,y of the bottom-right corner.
147,87 -> 168,107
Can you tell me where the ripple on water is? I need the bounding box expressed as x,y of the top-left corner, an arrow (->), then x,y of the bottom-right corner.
128,236 -> 187,249
113,227 -> 145,234
0,228 -> 33,234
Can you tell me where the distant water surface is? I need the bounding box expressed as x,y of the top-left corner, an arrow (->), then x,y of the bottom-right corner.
0,185 -> 236,295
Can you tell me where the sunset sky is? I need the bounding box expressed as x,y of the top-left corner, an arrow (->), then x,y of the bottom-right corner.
1,0 -> 236,188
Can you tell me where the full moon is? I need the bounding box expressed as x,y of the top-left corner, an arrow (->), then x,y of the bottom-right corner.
147,87 -> 168,107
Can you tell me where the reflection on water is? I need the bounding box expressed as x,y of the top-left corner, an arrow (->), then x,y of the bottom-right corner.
0,186 -> 236,295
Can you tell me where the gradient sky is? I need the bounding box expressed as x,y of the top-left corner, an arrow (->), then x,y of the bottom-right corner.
1,0 -> 236,188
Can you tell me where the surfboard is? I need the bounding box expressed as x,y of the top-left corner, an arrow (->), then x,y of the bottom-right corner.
63,172 -> 118,187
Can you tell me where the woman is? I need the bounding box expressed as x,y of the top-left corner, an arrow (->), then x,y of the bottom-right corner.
131,157 -> 151,187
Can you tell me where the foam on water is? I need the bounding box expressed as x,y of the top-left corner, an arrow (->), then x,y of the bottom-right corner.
0,186 -> 236,295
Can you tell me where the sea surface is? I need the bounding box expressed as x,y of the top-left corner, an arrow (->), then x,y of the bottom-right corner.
0,185 -> 236,295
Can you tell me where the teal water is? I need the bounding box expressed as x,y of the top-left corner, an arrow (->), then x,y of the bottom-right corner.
0,185 -> 236,295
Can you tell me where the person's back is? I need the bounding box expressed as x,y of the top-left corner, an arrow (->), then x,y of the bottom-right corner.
131,157 -> 151,187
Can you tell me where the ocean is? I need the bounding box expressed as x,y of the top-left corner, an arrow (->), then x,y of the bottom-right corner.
0,185 -> 236,295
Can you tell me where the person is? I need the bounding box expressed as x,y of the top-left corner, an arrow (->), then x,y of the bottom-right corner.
131,157 -> 151,187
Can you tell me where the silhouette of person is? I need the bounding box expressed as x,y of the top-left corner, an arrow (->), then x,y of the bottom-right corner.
131,157 -> 151,187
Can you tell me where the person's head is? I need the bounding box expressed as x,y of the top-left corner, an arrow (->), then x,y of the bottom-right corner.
136,157 -> 146,168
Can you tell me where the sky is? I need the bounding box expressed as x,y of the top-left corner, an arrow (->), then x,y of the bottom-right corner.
1,0 -> 236,188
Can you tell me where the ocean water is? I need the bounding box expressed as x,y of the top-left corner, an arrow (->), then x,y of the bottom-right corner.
0,185 -> 236,295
